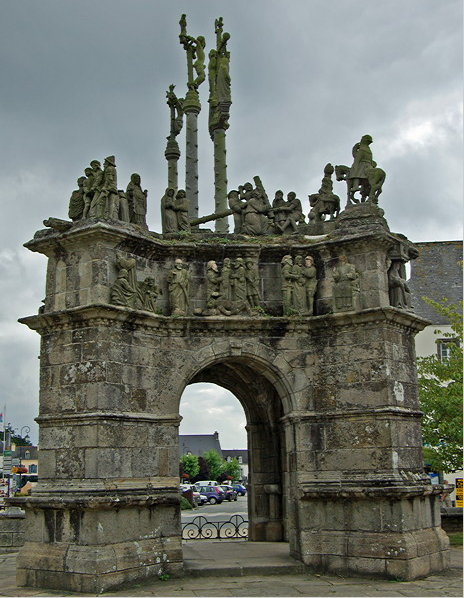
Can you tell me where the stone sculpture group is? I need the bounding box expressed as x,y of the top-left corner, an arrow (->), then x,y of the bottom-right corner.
108,251 -> 387,318
68,156 -> 148,229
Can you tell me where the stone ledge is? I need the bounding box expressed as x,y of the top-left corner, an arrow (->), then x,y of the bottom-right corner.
299,483 -> 444,501
8,489 -> 179,511
19,303 -> 430,336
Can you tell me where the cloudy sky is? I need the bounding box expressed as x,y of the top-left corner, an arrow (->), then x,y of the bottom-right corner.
0,0 -> 462,449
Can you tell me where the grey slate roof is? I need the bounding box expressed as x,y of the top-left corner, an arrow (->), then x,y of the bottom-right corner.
179,433 -> 222,457
409,241 -> 463,324
222,449 -> 248,464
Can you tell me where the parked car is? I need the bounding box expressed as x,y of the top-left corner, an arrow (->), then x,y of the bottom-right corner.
194,484 -> 225,504
180,484 -> 203,507
219,485 -> 238,501
232,483 -> 247,496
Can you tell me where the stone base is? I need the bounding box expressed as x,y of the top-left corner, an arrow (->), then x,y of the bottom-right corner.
294,527 -> 449,581
292,487 -> 450,580
16,538 -> 183,594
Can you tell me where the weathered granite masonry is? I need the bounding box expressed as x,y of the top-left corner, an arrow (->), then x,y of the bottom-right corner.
14,211 -> 449,592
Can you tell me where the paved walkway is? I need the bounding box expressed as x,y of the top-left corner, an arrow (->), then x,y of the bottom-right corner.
0,542 -> 461,597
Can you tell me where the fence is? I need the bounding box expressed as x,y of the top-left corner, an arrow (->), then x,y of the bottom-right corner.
182,515 -> 248,540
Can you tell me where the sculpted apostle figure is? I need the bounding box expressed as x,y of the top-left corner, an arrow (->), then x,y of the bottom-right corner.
110,268 -> 136,308
220,257 -> 232,301
206,260 -> 222,305
332,254 -> 360,312
303,255 -> 317,315
161,187 -> 177,233
168,258 -> 189,316
245,259 -> 260,309
68,176 -> 85,221
388,261 -> 412,310
291,255 -> 306,313
82,167 -> 94,219
126,173 -> 148,228
174,189 -> 190,232
281,255 -> 295,316
88,160 -> 104,217
228,189 -> 246,233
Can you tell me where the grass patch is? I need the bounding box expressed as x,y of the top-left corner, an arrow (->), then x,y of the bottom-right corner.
448,532 -> 463,546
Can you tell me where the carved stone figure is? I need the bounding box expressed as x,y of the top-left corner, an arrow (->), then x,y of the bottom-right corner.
102,156 -> 119,220
118,190 -> 130,223
241,191 -> 270,236
161,188 -> 177,233
88,160 -> 104,217
68,177 -> 85,221
228,190 -> 246,233
179,14 -> 206,92
332,255 -> 360,312
206,260 -> 222,305
136,277 -> 159,312
271,190 -> 291,234
303,255 -> 317,316
245,259 -> 260,309
126,173 -> 148,228
174,189 -> 190,232
287,192 -> 305,229
220,257 -> 232,301
208,17 -> 231,134
388,261 -> 412,310
166,84 -> 184,140
335,135 -> 386,205
229,257 -> 252,315
167,258 -> 189,316
308,164 -> 340,222
110,268 -> 137,308
281,255 -> 295,316
291,255 -> 306,313
82,167 -> 94,219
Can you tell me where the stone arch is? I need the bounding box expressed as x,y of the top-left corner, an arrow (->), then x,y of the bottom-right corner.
178,347 -> 295,541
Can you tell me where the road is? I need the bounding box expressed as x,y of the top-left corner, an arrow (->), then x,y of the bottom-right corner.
181,494 -> 248,523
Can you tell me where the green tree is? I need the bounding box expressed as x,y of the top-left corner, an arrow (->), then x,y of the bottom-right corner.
203,449 -> 223,481
417,297 -> 463,473
179,453 -> 199,480
220,457 -> 241,481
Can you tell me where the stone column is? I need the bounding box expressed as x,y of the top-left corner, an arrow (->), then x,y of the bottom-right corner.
183,89 -> 201,225
213,128 -> 229,233
165,139 -> 180,191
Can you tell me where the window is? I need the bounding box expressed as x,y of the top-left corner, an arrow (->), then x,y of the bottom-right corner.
25,451 -> 30,460
437,339 -> 458,360
238,456 -> 242,464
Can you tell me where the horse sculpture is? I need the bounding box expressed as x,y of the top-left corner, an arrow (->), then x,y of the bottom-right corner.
335,162 -> 386,205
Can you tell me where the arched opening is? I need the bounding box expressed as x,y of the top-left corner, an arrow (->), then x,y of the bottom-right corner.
179,357 -> 289,543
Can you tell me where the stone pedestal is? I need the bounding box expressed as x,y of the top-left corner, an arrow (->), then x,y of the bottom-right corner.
16,214 -> 449,591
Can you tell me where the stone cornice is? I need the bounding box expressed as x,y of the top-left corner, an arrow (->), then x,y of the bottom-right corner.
35,412 -> 182,426
19,303 -> 430,337
281,405 -> 423,425
8,487 -> 180,511
299,482 -> 444,501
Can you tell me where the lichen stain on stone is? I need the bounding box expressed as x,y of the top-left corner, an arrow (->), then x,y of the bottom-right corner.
393,381 -> 404,402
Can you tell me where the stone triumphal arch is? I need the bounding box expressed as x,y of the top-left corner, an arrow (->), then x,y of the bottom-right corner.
13,13 -> 450,595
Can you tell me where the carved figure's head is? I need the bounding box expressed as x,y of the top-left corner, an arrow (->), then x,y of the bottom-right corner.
305,255 -> 314,266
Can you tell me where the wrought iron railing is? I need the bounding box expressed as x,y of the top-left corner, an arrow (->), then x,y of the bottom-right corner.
182,514 -> 248,540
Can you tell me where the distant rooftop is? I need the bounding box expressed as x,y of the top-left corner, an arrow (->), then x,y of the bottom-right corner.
409,241 -> 463,324
179,432 -> 222,457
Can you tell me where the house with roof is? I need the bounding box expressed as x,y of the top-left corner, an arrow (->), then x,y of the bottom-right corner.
409,240 -> 463,506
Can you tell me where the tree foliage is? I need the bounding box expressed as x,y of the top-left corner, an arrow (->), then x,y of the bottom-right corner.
417,296 -> 463,473
203,449 -> 223,481
179,453 -> 199,480
220,457 -> 241,481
